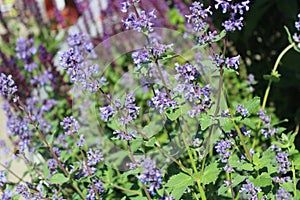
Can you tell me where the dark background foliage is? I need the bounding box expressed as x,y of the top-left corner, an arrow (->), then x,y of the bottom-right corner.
210,0 -> 300,133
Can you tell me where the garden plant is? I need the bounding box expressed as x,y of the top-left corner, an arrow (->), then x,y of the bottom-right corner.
0,0 -> 300,199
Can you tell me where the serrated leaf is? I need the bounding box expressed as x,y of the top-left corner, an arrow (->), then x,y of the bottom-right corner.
166,173 -> 193,200
144,137 -> 156,147
47,173 -> 69,184
282,181 -> 294,192
244,96 -> 261,114
201,163 -> 221,185
219,117 -> 233,132
252,173 -> 272,187
165,173 -> 193,188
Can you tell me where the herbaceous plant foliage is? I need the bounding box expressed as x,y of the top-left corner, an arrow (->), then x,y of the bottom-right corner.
0,0 -> 300,199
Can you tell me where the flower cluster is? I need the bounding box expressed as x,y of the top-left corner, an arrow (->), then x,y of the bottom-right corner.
275,187 -> 291,200
122,6 -> 157,32
59,32 -> 102,93
185,2 -> 212,33
0,73 -> 18,98
151,90 -> 177,114
86,180 -> 105,200
115,93 -> 140,125
174,63 -> 200,83
293,14 -> 300,48
15,36 -> 38,72
87,148 -> 104,166
0,170 -> 7,187
214,0 -> 250,32
211,54 -> 241,70
275,151 -> 291,174
235,104 -> 248,118
137,158 -> 162,196
239,179 -> 265,200
113,130 -> 136,141
60,116 -> 80,135
257,109 -> 277,138
215,139 -> 232,162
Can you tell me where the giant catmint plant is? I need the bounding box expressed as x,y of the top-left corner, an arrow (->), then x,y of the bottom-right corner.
0,0 -> 299,200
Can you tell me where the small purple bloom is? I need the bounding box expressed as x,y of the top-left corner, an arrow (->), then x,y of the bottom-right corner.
137,158 -> 162,196
222,17 -> 244,32
215,139 -> 233,163
87,149 -> 104,166
276,152 -> 291,174
236,104 -> 248,118
86,180 -> 104,200
0,73 -> 18,97
113,130 -> 136,141
76,134 -> 86,147
185,2 -> 212,33
60,116 -> 80,135
99,106 -> 114,122
275,188 -> 291,200
225,55 -> 240,70
240,179 -> 262,200
16,184 -> 31,199
295,13 -> 300,31
2,189 -> 13,200
151,90 -> 177,113
15,37 -> 38,72
0,170 -> 7,187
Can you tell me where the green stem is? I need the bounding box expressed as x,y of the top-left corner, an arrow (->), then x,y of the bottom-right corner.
261,43 -> 295,111
292,161 -> 297,197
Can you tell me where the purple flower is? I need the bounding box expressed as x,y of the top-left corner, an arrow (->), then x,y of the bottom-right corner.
2,189 -> 13,200
115,93 -> 140,125
121,1 -> 131,13
185,2 -> 212,33
76,134 -> 86,147
272,176 -> 291,184
86,180 -> 104,200
239,179 -> 262,200
47,159 -> 58,175
231,1 -> 250,15
99,106 -> 114,122
0,73 -> 18,97
113,130 -> 136,141
151,90 -> 177,113
0,170 -> 7,187
211,54 -> 224,67
15,37 -> 38,72
275,188 -> 291,200
122,9 -> 157,32
60,116 -> 80,135
137,158 -> 162,196
236,104 -> 248,118
214,0 -> 231,13
225,55 -> 240,70
87,149 -> 104,166
16,184 -> 31,199
295,14 -> 300,31
198,31 -> 218,45
222,17 -> 244,32
276,152 -> 291,174
215,139 -> 233,163
175,63 -> 200,83
240,126 -> 251,137
221,109 -> 231,117
132,48 -> 151,69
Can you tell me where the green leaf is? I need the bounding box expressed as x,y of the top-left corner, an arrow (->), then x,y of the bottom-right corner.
252,173 -> 272,187
199,113 -> 215,130
144,137 -> 156,147
263,71 -> 281,83
47,173 -> 69,184
165,173 -> 193,188
166,173 -> 193,200
165,107 -> 182,121
201,163 -> 221,185
211,30 -> 227,43
244,96 -> 261,114
168,8 -> 185,25
282,181 -> 294,192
